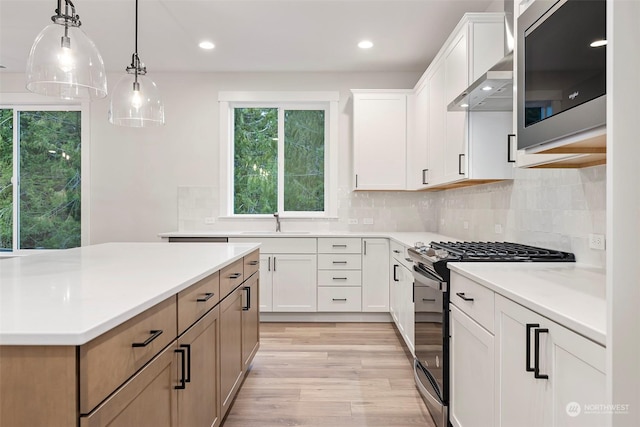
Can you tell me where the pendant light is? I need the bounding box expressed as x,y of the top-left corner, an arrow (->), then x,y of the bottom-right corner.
26,0 -> 107,100
109,0 -> 165,127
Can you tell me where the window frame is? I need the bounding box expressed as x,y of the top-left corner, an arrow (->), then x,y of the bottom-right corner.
219,91 -> 339,219
0,93 -> 90,253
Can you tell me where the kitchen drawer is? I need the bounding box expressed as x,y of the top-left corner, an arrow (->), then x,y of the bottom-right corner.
228,237 -> 316,254
415,285 -> 443,313
317,238 -> 362,254
450,271 -> 495,333
79,296 -> 177,414
318,254 -> 362,270
318,270 -> 362,287
317,287 -> 362,312
177,271 -> 220,335
244,250 -> 260,278
220,259 -> 244,297
390,240 -> 412,270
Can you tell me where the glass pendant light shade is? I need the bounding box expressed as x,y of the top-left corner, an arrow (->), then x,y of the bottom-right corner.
109,73 -> 165,127
26,23 -> 107,100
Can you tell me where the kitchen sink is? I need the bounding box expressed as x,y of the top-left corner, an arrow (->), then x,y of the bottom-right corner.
239,231 -> 310,235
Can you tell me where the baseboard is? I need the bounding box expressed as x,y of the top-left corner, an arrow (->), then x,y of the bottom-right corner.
259,312 -> 393,322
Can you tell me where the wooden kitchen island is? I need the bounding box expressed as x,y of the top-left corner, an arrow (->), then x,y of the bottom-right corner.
0,242 -> 260,427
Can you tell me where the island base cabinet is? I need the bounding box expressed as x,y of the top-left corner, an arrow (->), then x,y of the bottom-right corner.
220,285 -> 244,418
242,273 -> 260,369
495,295 -> 606,427
450,304 -> 494,427
80,342 -> 179,427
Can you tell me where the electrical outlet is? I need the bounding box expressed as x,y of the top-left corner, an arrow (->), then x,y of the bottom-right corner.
363,218 -> 374,225
494,224 -> 503,234
589,233 -> 606,250
463,221 -> 469,230
204,217 -> 216,225
348,218 -> 358,225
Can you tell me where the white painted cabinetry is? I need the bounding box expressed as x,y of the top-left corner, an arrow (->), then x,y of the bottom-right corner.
317,238 -> 362,312
389,241 -> 414,354
362,238 -> 390,312
495,294 -> 606,427
352,90 -> 410,190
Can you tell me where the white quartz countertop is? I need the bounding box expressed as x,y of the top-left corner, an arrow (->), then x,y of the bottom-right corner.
0,242 -> 259,346
448,262 -> 606,345
159,230 -> 458,249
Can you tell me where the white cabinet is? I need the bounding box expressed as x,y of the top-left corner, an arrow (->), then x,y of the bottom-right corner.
352,90 -> 410,190
258,254 -> 273,312
362,238 -> 390,312
449,272 -> 495,427
317,238 -> 362,312
389,241 -> 414,354
494,294 -> 606,427
407,84 -> 429,190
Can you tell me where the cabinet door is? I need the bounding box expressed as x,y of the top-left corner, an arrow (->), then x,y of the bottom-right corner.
177,307 -> 220,427
80,343 -> 178,427
259,254 -> 273,312
450,305 -> 494,427
427,60 -> 446,186
353,92 -> 407,190
242,273 -> 260,370
272,254 -> 317,312
390,261 -> 401,325
407,85 -> 429,190
362,238 -> 390,312
220,286 -> 244,417
396,262 -> 415,354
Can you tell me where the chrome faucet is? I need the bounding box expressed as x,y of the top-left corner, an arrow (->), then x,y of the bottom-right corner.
273,212 -> 281,232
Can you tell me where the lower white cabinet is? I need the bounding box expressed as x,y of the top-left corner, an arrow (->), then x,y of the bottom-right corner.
362,238 -> 390,312
494,294 -> 606,427
390,249 -> 415,355
450,304 -> 494,427
270,254 -> 317,312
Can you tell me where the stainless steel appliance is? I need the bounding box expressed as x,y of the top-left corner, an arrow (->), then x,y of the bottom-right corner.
408,241 -> 576,427
517,0 -> 606,150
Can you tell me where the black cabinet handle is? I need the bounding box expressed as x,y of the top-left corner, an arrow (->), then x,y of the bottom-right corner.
393,264 -> 399,282
534,328 -> 549,379
525,323 -> 540,372
273,257 -> 276,271
243,286 -> 251,311
196,292 -> 215,302
181,344 -> 191,383
458,154 -> 465,175
507,134 -> 516,163
422,298 -> 436,302
229,272 -> 242,279
175,348 -> 187,390
455,292 -> 474,302
132,329 -> 163,348
364,240 -> 367,255
422,168 -> 428,185
393,250 -> 401,254
248,260 -> 259,266
332,244 -> 347,248
332,261 -> 348,264
405,257 -> 413,263
333,277 -> 348,281
332,298 -> 347,302
355,174 -> 358,188
268,256 -> 271,272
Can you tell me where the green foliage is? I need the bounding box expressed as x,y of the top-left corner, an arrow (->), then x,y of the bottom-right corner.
0,109 -> 81,250
233,107 -> 325,215
0,109 -> 12,250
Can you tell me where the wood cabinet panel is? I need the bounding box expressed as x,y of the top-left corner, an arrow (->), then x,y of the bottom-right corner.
220,285 -> 244,417
177,271 -> 220,335
242,273 -> 260,370
79,296 -> 177,414
220,259 -> 245,297
243,250 -> 260,278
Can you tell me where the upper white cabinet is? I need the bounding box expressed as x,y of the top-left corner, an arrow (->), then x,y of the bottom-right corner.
352,90 -> 410,190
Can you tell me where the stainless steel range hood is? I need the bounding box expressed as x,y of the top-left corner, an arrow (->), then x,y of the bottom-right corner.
448,0 -> 514,112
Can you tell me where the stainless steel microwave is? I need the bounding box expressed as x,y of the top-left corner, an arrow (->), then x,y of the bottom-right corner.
517,0 -> 606,150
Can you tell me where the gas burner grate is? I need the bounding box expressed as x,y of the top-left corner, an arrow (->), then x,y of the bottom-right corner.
430,241 -> 576,262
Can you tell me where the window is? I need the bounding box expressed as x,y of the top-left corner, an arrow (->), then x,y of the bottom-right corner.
0,101 -> 87,252
219,92 -> 339,218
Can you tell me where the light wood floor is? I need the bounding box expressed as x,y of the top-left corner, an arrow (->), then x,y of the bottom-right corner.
223,322 -> 435,427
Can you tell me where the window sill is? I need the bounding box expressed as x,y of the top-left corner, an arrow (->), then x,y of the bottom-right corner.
217,215 -> 339,221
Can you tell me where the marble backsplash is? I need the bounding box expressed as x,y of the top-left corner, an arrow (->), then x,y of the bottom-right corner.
177,164 -> 606,268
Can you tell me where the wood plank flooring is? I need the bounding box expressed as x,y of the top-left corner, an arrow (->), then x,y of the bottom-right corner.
223,322 -> 435,427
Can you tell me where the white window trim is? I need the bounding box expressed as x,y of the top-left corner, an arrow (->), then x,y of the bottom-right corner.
0,92 -> 90,252
218,91 -> 339,218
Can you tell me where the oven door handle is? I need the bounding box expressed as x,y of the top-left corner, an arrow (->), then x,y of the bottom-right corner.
412,265 -> 447,291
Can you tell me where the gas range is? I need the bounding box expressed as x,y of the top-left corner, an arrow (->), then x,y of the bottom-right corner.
408,241 -> 576,282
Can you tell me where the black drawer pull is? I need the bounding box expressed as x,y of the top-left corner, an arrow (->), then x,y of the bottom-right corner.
333,277 -> 348,280
243,286 -> 251,311
458,153 -> 465,175
422,168 -> 429,185
393,250 -> 401,254
393,264 -> 399,282
175,348 -> 187,389
332,298 -> 347,302
525,323 -> 540,372
507,134 -> 516,163
196,292 -> 215,302
332,261 -> 348,264
332,244 -> 348,248
422,298 -> 436,302
248,260 -> 259,266
534,328 -> 549,379
132,330 -> 163,347
455,292 -> 474,302
229,272 -> 242,279
405,257 -> 413,263
181,344 -> 191,383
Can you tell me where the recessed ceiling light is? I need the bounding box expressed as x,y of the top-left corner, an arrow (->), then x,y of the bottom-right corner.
199,41 -> 215,50
590,39 -> 607,48
358,40 -> 373,49
481,86 -> 493,91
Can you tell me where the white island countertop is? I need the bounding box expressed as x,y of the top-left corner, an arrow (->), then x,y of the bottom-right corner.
448,262 -> 606,345
0,242 -> 259,346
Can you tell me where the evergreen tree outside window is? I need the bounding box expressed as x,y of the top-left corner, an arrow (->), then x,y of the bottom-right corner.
0,106 -> 82,251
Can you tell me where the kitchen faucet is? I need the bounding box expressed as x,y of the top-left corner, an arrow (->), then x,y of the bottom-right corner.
273,212 -> 281,232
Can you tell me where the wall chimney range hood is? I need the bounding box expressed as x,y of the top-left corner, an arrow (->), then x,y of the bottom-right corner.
447,53 -> 513,112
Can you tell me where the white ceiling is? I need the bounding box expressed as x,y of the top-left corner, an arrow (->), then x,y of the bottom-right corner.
0,0 -> 497,74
